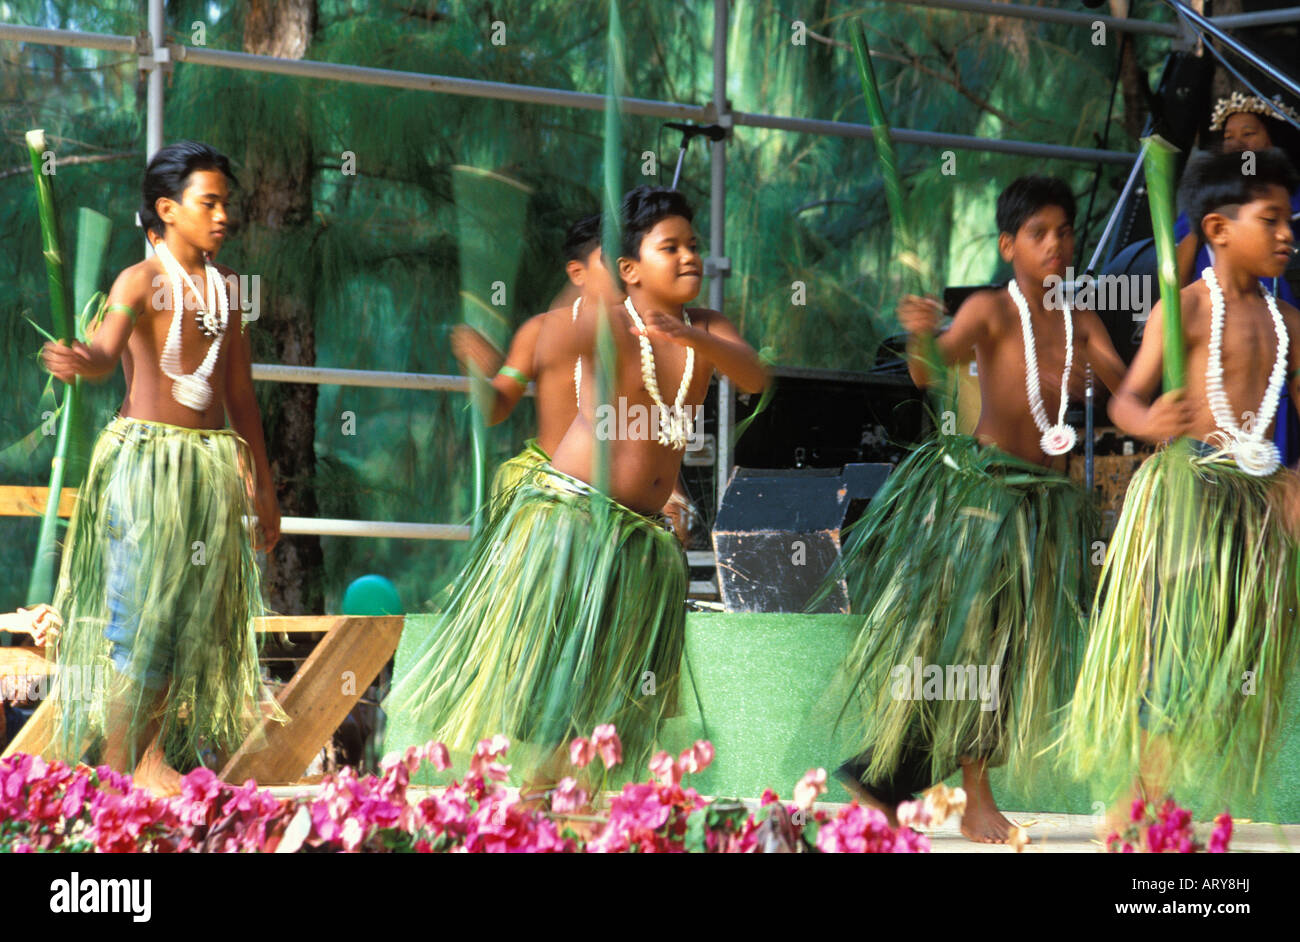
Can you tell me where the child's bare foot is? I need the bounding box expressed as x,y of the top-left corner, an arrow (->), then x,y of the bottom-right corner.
961,798 -> 1019,843
133,746 -> 184,798
959,758 -> 1023,845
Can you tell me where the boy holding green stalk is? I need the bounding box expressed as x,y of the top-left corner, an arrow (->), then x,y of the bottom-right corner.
452,213 -> 698,542
827,176 -> 1129,843
1065,148 -> 1300,822
39,140 -> 281,795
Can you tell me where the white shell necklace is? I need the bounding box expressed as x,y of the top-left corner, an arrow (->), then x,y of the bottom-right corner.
623,297 -> 694,450
1203,266 -> 1287,476
155,240 -> 229,413
572,296 -> 583,410
1008,277 -> 1076,456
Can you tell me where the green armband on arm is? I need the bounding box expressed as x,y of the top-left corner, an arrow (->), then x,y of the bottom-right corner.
104,303 -> 139,324
497,365 -> 530,388
1289,366 -> 1300,382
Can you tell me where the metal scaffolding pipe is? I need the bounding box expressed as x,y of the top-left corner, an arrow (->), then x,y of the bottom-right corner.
1,21 -> 1138,165
0,22 -> 135,52
279,517 -> 471,540
1212,7 -> 1300,28
174,44 -> 708,121
734,111 -> 1137,164
712,0 -> 732,512
880,0 -> 1180,36
249,363 -> 537,394
1165,0 -> 1300,101
145,0 -> 164,161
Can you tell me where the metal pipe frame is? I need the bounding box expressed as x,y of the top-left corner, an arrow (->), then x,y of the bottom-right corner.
0,20 -> 1136,165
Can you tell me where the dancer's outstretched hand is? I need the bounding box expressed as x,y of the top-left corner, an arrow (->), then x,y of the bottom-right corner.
451,325 -> 503,377
897,294 -> 944,336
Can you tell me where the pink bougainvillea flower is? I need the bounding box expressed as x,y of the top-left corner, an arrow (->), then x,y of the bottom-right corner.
551,777 -> 588,815
793,768 -> 827,811
1208,811 -> 1232,854
591,724 -> 623,768
481,735 -> 510,758
569,737 -> 596,768
469,735 -> 512,780
1130,797 -> 1146,822
677,740 -> 714,775
648,751 -> 681,788
424,742 -> 452,772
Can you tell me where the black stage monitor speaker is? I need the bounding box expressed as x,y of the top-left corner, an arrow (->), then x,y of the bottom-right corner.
712,463 -> 892,614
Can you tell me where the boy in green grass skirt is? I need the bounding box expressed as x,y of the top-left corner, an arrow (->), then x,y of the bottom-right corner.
386,187 -> 767,781
452,214 -> 697,539
1065,149 -> 1300,824
826,177 -> 1129,843
39,141 -> 282,795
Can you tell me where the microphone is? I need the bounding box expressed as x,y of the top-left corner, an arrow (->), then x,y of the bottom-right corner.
664,121 -> 727,142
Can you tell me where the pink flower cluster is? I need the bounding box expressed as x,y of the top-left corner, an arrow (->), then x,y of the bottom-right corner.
1104,798 -> 1233,854
0,728 -> 931,854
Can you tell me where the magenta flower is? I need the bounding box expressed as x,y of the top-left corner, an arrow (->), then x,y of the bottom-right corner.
591,724 -> 623,768
677,740 -> 714,775
648,751 -> 681,787
551,777 -> 588,815
1208,812 -> 1232,853
469,735 -> 512,781
569,737 -> 596,768
1130,797 -> 1146,822
424,742 -> 452,772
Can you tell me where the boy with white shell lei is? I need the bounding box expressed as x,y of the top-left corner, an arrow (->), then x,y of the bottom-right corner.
384,186 -> 767,787
1066,148 -> 1300,825
39,141 -> 282,797
823,176 -> 1130,845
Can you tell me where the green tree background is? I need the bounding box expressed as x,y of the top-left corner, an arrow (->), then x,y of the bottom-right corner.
0,0 -> 1173,614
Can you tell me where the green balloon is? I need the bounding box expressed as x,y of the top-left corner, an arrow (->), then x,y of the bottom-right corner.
342,575 -> 403,616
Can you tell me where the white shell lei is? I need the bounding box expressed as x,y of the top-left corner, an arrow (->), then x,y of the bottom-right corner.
155,241 -> 229,412
572,296 -> 582,410
1008,278 -> 1077,456
623,297 -> 694,450
1203,266 -> 1287,476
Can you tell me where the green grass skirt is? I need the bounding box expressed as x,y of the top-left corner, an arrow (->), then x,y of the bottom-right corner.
831,434 -> 1097,785
1064,439 -> 1300,803
488,438 -> 549,509
385,464 -> 687,774
49,417 -> 280,769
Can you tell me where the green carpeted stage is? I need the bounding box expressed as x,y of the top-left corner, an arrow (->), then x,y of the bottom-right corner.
385,612 -> 1300,823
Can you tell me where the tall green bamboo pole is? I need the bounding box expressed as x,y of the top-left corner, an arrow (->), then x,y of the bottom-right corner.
24,129 -> 79,607
848,23 -> 947,403
452,165 -> 532,535
594,0 -> 626,500
1141,134 -> 1187,392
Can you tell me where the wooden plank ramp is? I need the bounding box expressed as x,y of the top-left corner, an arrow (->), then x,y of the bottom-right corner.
3,615 -> 403,787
